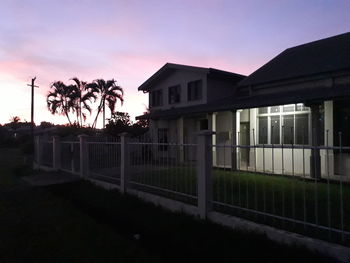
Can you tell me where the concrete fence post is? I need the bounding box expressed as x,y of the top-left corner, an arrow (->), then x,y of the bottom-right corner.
53,136 -> 61,170
79,135 -> 89,178
197,130 -> 214,219
120,133 -> 130,194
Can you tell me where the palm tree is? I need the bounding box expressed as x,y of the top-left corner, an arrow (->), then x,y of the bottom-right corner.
88,79 -> 124,128
47,81 -> 75,125
70,77 -> 98,127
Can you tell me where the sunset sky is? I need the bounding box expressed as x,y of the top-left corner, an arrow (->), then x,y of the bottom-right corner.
0,0 -> 349,126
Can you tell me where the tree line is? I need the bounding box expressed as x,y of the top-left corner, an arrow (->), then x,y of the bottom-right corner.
47,78 -> 123,128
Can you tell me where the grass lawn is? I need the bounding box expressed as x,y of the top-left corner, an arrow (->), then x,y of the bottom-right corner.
130,165 -> 350,244
0,148 -> 339,262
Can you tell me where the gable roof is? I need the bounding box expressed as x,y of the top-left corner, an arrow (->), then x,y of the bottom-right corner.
239,32 -> 350,87
138,62 -> 245,92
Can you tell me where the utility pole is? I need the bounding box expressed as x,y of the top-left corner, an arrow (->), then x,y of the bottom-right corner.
27,77 -> 39,139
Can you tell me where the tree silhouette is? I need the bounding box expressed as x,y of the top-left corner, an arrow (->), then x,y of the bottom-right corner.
47,81 -> 75,125
87,79 -> 124,128
9,116 -> 20,123
70,77 -> 98,127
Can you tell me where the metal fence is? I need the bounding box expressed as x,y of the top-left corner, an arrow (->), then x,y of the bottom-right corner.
41,138 -> 53,166
87,137 -> 121,184
212,143 -> 350,245
34,134 -> 350,246
60,140 -> 80,174
128,136 -> 197,204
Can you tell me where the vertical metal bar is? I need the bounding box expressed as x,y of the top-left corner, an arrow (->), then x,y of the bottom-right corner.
271,126 -> 275,174
238,131 -> 241,171
339,132 -> 345,242
282,125 -> 284,175
224,144 -> 227,203
253,129 -> 257,173
252,129 -> 257,212
326,129 -> 331,240
302,127 -> 306,230
292,126 -> 295,177
291,126 -> 295,225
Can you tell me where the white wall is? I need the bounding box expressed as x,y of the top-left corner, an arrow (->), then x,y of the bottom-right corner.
212,101 -> 335,178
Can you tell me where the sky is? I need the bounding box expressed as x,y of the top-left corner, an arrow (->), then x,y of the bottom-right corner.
0,0 -> 349,127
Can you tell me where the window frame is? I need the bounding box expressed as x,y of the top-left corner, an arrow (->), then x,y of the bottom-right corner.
257,104 -> 311,145
151,90 -> 163,107
187,79 -> 202,101
168,84 -> 181,104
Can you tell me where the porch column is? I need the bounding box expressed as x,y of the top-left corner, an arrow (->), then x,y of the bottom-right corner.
231,110 -> 237,170
177,117 -> 184,162
324,101 -> 334,177
310,103 -> 322,179
208,112 -> 217,166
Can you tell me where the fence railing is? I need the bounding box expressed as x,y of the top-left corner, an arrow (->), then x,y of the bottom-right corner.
34,132 -> 350,246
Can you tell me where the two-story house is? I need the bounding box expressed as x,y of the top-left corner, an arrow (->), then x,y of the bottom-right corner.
137,63 -> 245,162
137,32 -> 350,180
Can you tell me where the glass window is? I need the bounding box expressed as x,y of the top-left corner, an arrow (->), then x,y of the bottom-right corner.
168,85 -> 181,104
296,103 -> 310,111
283,115 -> 294,144
270,106 -> 280,113
200,119 -> 208,130
187,80 -> 202,101
151,90 -> 163,107
257,104 -> 311,145
295,114 -> 309,144
258,107 -> 268,114
271,116 -> 280,144
283,104 -> 295,112
258,117 -> 268,144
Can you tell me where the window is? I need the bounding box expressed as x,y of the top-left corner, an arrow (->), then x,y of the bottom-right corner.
282,115 -> 294,144
158,128 -> 168,151
187,80 -> 202,101
200,119 -> 208,130
295,114 -> 309,144
258,107 -> 268,114
168,85 -> 181,104
258,117 -> 268,144
257,104 -> 311,145
151,90 -> 163,107
271,116 -> 280,144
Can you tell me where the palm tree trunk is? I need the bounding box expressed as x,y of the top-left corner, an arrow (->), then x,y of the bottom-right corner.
92,99 -> 104,128
103,102 -> 106,128
65,112 -> 72,125
80,98 -> 83,127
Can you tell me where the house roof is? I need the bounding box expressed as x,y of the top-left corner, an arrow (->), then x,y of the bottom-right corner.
239,32 -> 350,87
138,62 -> 245,92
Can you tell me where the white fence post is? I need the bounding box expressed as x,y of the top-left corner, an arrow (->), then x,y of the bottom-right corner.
79,135 -> 89,178
120,133 -> 130,194
197,130 -> 214,219
53,136 -> 61,170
